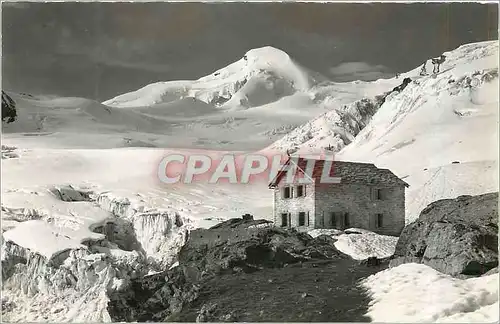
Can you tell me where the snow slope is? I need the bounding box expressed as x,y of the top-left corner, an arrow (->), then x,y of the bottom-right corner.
1,92 -> 309,150
307,228 -> 398,260
362,263 -> 499,322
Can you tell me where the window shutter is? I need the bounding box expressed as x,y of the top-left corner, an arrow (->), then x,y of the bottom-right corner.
281,188 -> 285,199
304,185 -> 306,196
307,211 -> 310,226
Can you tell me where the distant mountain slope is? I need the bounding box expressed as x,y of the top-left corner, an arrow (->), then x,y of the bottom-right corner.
267,41 -> 498,156
102,46 -> 329,110
267,40 -> 499,221
2,46 -> 396,150
1,95 -> 169,135
338,41 -> 499,221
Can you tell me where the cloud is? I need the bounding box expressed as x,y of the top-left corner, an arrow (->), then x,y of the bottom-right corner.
98,60 -> 171,73
2,2 -> 32,9
329,61 -> 393,81
53,33 -> 171,73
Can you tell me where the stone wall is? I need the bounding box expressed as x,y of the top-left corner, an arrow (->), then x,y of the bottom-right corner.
187,227 -> 265,250
314,183 -> 405,236
272,181 -> 316,229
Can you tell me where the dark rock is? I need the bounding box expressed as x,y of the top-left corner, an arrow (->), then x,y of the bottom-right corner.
359,257 -> 389,267
242,213 -> 254,221
483,267 -> 498,276
391,77 -> 412,92
178,221 -> 348,282
107,217 -> 374,322
49,185 -> 93,202
219,311 -> 238,322
175,214 -> 184,227
2,91 -> 17,123
209,217 -> 271,230
107,267 -> 199,322
451,161 -> 460,164
344,229 -> 363,235
91,219 -> 143,252
390,192 -> 498,276
196,303 -> 218,322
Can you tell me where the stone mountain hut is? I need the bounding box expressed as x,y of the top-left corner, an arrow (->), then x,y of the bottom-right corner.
268,157 -> 409,236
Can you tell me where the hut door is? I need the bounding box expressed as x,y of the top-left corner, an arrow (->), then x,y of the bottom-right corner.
337,212 -> 344,229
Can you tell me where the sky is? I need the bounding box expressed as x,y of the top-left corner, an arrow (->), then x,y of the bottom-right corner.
2,2 -> 498,102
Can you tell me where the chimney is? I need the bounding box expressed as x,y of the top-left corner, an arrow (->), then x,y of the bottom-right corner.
242,214 -> 254,221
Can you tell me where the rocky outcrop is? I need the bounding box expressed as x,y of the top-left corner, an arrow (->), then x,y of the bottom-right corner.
107,266 -> 199,322
392,77 -> 412,92
178,217 -> 348,282
107,215 -> 362,322
2,91 -> 17,123
390,192 -> 498,276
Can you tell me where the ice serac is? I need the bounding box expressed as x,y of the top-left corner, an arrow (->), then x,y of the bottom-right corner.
102,46 -> 327,110
1,187 -> 194,322
266,92 -> 388,154
95,193 -> 193,268
1,237 -> 147,322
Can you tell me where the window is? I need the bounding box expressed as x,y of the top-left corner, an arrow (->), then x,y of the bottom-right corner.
296,185 -> 305,197
330,212 -> 337,228
372,188 -> 383,200
298,212 -> 306,226
283,187 -> 291,199
281,213 -> 288,227
344,213 -> 350,228
376,213 -> 383,228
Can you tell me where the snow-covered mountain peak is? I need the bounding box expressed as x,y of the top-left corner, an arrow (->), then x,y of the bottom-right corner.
102,46 -> 326,110
246,46 -> 291,60
197,45 -> 310,90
